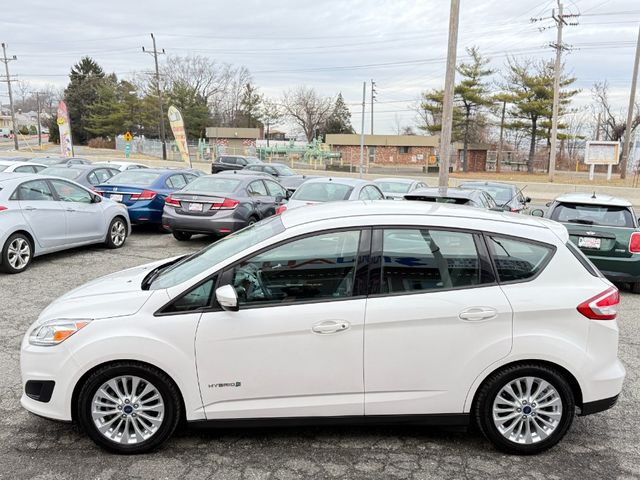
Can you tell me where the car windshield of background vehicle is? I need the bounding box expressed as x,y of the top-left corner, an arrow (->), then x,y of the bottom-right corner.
293,183 -> 354,202
183,177 -> 241,193
479,186 -> 513,205
376,182 -> 412,193
246,157 -> 262,165
0,166 -> 7,172
551,203 -> 634,228
41,167 -> 82,180
149,216 -> 286,290
107,171 -> 161,186
274,165 -> 295,176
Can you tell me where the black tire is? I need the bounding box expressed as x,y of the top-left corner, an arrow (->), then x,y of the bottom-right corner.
474,363 -> 575,455
104,217 -> 128,249
630,281 -> 640,294
1,232 -> 33,274
77,362 -> 182,454
172,231 -> 192,241
247,216 -> 258,226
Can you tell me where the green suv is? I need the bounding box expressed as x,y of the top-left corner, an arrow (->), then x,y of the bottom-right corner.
533,193 -> 640,292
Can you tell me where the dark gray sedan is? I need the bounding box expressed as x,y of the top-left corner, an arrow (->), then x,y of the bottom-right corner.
459,181 -> 531,213
39,165 -> 120,189
30,156 -> 92,167
162,173 -> 289,241
404,187 -> 498,209
243,163 -> 316,192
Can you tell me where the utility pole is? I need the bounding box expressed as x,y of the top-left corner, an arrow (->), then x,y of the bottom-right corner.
1,43 -> 19,151
35,91 -> 42,148
143,33 -> 167,160
370,79 -> 376,134
359,81 -> 366,178
621,25 -> 640,179
438,0 -> 460,191
497,99 -> 507,174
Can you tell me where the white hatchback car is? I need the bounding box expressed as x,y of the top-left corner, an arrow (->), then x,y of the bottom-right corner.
20,202 -> 625,454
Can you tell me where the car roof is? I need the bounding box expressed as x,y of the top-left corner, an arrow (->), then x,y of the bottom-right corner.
459,181 -> 515,189
214,172 -> 272,181
0,160 -> 43,166
113,168 -> 191,175
0,172 -> 41,183
42,164 -> 105,171
405,187 -> 476,199
555,192 -> 632,207
374,177 -> 416,184
299,177 -> 375,187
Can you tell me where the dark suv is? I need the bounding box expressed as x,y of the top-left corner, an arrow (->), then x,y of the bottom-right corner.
211,155 -> 262,174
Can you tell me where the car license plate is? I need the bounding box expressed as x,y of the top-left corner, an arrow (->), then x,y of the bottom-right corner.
110,194 -> 123,202
188,203 -> 203,212
578,237 -> 601,249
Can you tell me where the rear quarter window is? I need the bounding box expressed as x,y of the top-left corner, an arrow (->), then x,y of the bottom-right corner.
565,241 -> 601,277
486,235 -> 555,283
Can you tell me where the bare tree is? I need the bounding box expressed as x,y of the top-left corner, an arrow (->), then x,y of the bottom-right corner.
260,98 -> 283,143
14,80 -> 32,111
282,86 -> 333,142
591,81 -> 640,142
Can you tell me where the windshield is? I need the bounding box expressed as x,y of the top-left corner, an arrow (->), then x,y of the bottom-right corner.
462,184 -> 513,204
149,216 -> 286,289
39,158 -> 64,165
183,177 -> 241,193
107,171 -> 161,186
274,165 -> 295,176
0,165 -> 7,172
292,182 -> 354,202
246,157 -> 262,165
375,181 -> 412,194
41,167 -> 82,179
551,202 -> 634,227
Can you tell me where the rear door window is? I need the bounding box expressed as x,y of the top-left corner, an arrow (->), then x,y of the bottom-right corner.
551,203 -> 635,228
166,174 -> 187,189
486,235 -> 555,283
12,180 -> 55,201
220,157 -> 235,165
248,180 -> 268,196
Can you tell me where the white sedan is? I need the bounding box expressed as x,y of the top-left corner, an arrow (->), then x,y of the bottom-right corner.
0,160 -> 47,174
94,160 -> 149,172
20,201 -> 624,454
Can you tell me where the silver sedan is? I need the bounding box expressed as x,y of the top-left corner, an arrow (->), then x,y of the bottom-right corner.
0,173 -> 131,273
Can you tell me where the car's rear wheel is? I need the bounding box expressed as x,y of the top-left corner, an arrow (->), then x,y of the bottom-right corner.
474,364 -> 575,455
247,216 -> 258,226
105,217 -> 127,249
1,233 -> 33,274
630,282 -> 640,294
77,362 -> 181,454
172,231 -> 192,241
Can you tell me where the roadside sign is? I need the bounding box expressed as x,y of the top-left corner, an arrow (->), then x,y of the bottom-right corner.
585,141 -> 620,165
124,131 -> 133,142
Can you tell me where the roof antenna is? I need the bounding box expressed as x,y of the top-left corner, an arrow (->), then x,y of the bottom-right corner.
591,191 -> 596,199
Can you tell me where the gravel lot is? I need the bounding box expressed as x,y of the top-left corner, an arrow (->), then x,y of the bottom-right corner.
0,228 -> 638,479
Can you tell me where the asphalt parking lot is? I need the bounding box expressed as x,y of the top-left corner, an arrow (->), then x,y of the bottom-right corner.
0,228 -> 638,480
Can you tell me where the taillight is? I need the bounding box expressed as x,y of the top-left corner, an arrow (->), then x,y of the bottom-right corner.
629,232 -> 640,253
165,195 -> 181,207
211,198 -> 239,210
130,190 -> 157,201
577,287 -> 619,320
276,205 -> 287,215
0,206 -> 7,212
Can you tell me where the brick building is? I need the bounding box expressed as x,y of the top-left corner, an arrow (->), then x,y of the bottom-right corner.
325,134 -> 490,171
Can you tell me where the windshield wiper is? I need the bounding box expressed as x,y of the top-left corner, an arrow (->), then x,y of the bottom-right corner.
567,219 -> 594,225
141,256 -> 187,290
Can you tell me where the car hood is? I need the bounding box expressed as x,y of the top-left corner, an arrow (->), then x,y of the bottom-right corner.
37,257 -> 180,323
285,199 -> 322,210
279,176 -> 317,189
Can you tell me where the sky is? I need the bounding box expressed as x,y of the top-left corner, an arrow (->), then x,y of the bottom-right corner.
1,0 -> 639,135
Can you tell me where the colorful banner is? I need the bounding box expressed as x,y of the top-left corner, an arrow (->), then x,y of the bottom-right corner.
56,101 -> 73,158
167,106 -> 191,166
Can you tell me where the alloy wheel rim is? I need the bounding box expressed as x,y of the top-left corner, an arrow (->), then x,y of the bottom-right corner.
7,238 -> 30,270
111,221 -> 126,246
91,375 -> 164,445
492,376 -> 563,444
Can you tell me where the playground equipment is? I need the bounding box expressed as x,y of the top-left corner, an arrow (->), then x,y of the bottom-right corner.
256,138 -> 341,169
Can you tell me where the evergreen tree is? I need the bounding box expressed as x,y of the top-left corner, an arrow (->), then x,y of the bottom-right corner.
64,57 -> 106,144
239,83 -> 263,128
167,82 -> 211,139
323,93 -> 354,135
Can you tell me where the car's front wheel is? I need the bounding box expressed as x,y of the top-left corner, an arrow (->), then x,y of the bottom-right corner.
77,362 -> 181,454
105,217 -> 128,249
474,364 -> 575,455
1,233 -> 33,274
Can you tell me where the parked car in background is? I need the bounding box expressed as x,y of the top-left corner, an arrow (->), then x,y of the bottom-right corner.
211,155 -> 262,173
532,193 -> 640,292
404,187 -> 498,209
0,160 -> 47,174
280,177 -> 385,213
0,173 -> 130,273
243,162 -> 316,192
94,160 -> 149,171
30,157 -> 92,167
459,181 -> 531,213
94,169 -> 199,226
163,173 -> 288,241
20,201 -> 624,454
374,177 -> 428,200
39,165 -> 120,189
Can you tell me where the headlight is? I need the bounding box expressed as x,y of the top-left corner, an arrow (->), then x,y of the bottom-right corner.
29,319 -> 92,346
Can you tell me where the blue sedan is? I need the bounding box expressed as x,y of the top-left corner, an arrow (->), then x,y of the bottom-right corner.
95,169 -> 199,226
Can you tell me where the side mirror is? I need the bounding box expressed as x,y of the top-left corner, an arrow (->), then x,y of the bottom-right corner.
525,197 -> 532,203
275,194 -> 284,204
545,201 -> 551,207
531,209 -> 544,217
286,190 -> 292,199
216,285 -> 239,312
92,194 -> 102,203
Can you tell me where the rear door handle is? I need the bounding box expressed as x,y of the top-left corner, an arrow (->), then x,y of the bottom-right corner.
312,320 -> 350,334
66,208 -> 76,212
24,206 -> 37,211
459,307 -> 498,322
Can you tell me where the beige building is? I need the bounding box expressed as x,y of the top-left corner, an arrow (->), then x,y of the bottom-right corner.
0,115 -> 13,134
206,127 -> 261,156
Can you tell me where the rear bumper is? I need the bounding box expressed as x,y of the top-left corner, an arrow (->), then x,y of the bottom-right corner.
163,208 -> 246,234
580,394 -> 619,416
128,207 -> 163,225
588,255 -> 640,283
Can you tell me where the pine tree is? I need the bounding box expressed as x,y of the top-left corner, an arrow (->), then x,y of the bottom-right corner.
323,93 -> 354,135
64,57 -> 106,144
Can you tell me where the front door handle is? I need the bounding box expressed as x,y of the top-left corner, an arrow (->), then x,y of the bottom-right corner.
459,307 -> 498,322
24,206 -> 37,211
312,320 -> 350,334
66,208 -> 76,212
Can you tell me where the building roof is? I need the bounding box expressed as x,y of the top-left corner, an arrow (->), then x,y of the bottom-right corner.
206,127 -> 261,139
326,134 -> 440,147
555,192 -> 632,207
